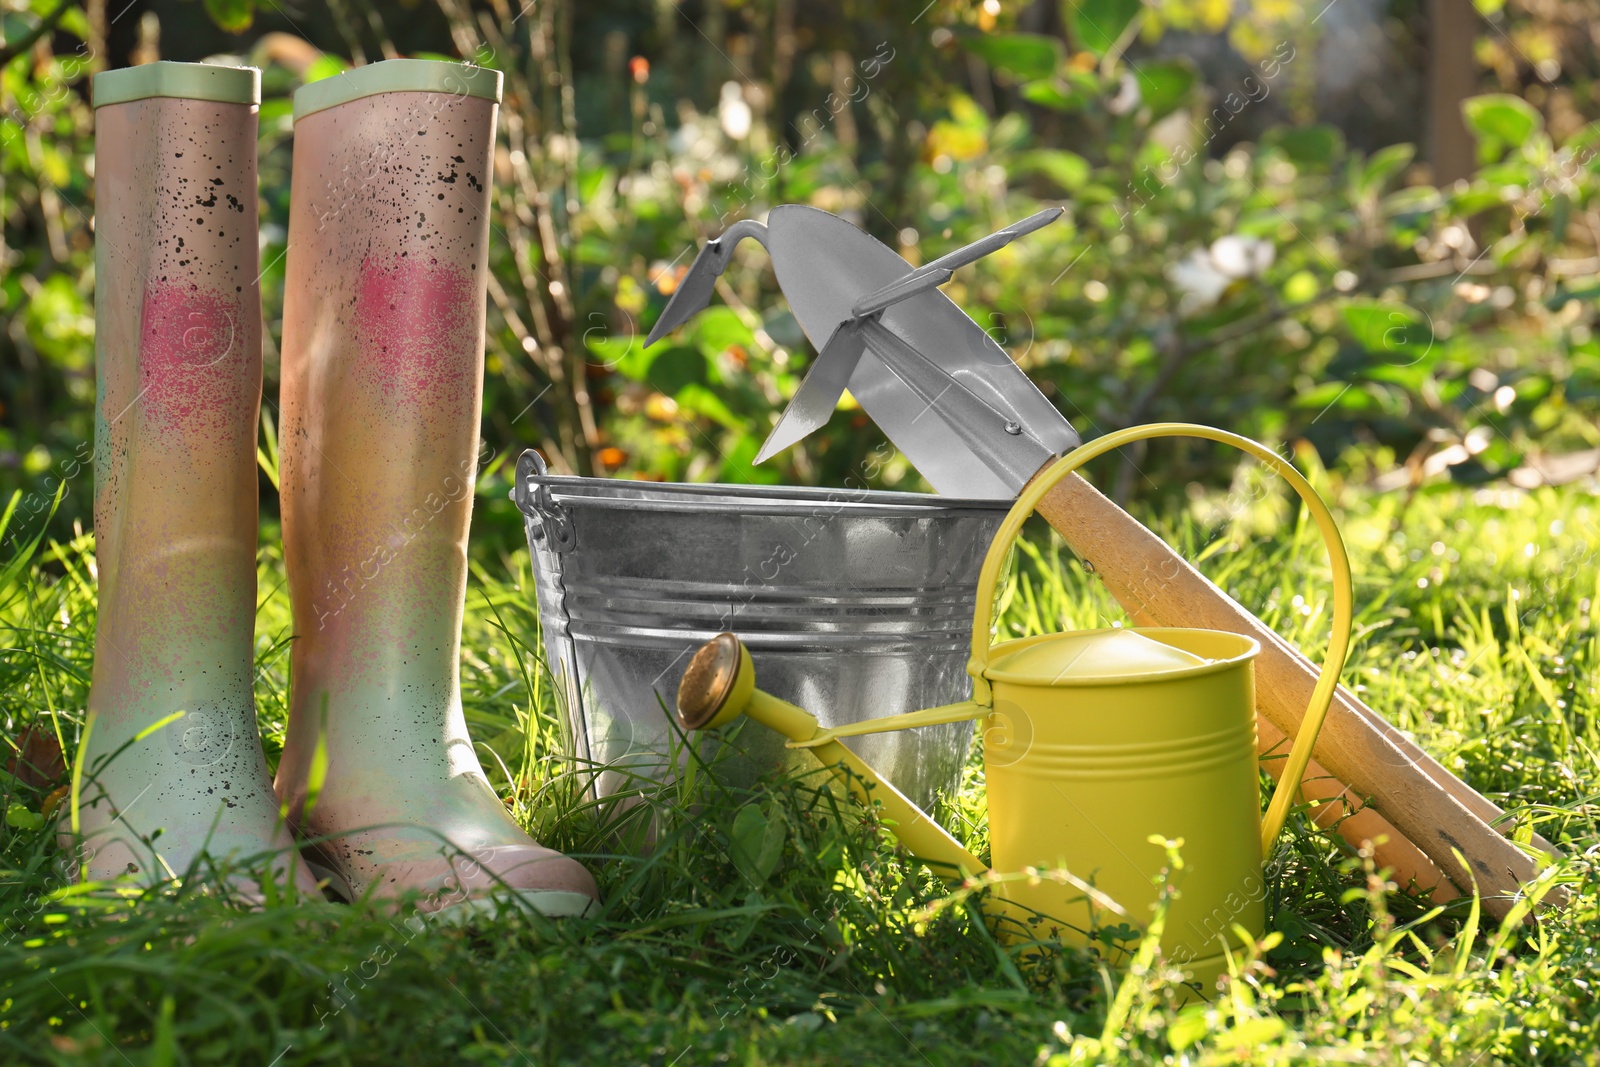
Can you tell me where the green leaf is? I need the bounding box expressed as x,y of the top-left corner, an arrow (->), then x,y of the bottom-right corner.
1463,94 -> 1541,151
1215,1018 -> 1286,1049
1018,79 -> 1084,112
577,163 -> 614,204
961,32 -> 1062,81
729,801 -> 787,888
303,55 -> 350,84
257,98 -> 294,128
24,273 -> 93,369
1474,159 -> 1534,187
674,383 -> 743,432
1381,185 -> 1443,217
1166,1006 -> 1209,1051
1364,359 -> 1432,392
586,334 -> 654,380
1066,0 -> 1142,56
1448,185 -> 1510,216
1266,125 -> 1343,167
202,0 -> 254,34
717,433 -> 785,484
1134,61 -> 1195,121
690,306 -> 755,355
59,6 -> 93,41
1342,300 -> 1435,364
992,111 -> 1030,151
1013,148 -> 1091,192
1357,143 -> 1415,197
5,802 -> 44,831
644,346 -> 709,396
1297,380 -> 1370,411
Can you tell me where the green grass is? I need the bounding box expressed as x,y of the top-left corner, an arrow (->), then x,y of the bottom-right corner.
0,471 -> 1596,1066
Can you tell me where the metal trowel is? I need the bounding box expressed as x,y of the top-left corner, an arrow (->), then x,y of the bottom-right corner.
645,206 -> 1556,914
649,205 -> 1077,498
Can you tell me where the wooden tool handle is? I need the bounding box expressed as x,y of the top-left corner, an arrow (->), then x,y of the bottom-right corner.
1248,601 -> 1558,856
1256,717 -> 1457,902
1034,471 -> 1553,917
1321,656 -> 1557,856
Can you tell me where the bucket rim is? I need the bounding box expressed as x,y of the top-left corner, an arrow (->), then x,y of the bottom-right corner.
983,627 -> 1260,687
520,471 -> 1013,515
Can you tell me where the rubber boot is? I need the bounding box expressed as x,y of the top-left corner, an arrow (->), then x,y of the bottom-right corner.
78,63 -> 316,896
274,60 -> 597,917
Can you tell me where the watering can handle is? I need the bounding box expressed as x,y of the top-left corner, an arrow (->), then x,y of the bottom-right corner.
968,423 -> 1355,851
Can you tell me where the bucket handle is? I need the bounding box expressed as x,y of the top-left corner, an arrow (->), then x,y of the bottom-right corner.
967,423 -> 1354,851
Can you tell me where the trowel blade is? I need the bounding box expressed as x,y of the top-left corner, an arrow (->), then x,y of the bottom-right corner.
646,219 -> 771,347
754,322 -> 866,465
644,241 -> 724,347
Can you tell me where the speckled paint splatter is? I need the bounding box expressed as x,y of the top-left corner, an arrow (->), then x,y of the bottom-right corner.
137,280 -> 248,436
353,254 -> 477,404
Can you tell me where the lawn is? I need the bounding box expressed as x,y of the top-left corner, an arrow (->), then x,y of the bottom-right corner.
0,469 -> 1595,1066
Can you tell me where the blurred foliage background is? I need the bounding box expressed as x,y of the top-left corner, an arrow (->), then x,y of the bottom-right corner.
2,0 -> 1599,554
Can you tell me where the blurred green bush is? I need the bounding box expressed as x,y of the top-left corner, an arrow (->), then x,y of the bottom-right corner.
2,0 -> 1597,555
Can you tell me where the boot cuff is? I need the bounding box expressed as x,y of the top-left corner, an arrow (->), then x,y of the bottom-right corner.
93,61 -> 261,109
292,58 -> 503,122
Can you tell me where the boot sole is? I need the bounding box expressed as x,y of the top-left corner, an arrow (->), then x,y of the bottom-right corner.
305,855 -> 597,920
431,890 -> 598,923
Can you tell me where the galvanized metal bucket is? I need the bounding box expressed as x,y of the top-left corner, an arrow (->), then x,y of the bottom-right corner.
512,450 -> 1008,810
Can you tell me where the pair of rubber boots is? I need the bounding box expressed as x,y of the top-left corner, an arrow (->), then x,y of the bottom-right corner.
77,59 -> 596,917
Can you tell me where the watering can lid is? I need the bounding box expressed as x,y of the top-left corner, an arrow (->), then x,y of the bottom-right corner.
985,628 -> 1216,684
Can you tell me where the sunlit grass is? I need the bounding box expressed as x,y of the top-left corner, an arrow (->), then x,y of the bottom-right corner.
0,477 -> 1595,1064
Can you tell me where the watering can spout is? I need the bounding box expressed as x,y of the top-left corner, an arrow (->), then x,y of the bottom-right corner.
676,634 -> 986,880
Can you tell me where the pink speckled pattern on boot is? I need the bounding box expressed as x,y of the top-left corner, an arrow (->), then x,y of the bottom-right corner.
79,66 -> 316,896
275,60 -> 596,916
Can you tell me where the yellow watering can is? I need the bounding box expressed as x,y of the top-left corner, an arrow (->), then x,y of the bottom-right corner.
675,424 -> 1353,989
